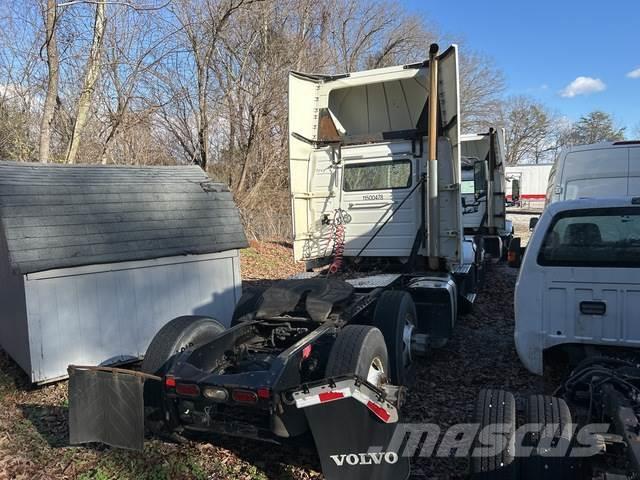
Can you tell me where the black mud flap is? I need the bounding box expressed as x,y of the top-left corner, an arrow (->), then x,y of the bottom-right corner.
292,377 -> 410,480
68,366 -> 151,451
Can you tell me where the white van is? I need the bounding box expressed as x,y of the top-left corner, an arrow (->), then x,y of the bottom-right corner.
514,196 -> 640,375
546,141 -> 640,205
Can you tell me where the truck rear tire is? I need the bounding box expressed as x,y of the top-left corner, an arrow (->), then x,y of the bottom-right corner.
325,325 -> 389,388
230,287 -> 265,326
471,389 -> 517,479
522,395 -> 574,480
141,315 -> 225,376
372,291 -> 416,386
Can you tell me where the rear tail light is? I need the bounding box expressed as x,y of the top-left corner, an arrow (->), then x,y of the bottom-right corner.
318,391 -> 344,403
232,389 -> 258,404
302,344 -> 312,360
202,387 -> 228,401
175,383 -> 200,397
164,375 -> 176,388
257,387 -> 271,400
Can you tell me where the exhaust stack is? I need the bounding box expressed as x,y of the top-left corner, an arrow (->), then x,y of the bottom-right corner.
427,43 -> 440,270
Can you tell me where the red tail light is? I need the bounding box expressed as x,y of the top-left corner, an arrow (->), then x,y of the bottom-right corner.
257,387 -> 271,400
175,383 -> 200,397
164,375 -> 176,388
232,389 -> 258,404
302,344 -> 312,360
318,391 -> 344,403
366,400 -> 391,422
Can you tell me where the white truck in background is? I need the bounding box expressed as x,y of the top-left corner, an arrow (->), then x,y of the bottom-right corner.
461,129 -> 513,258
505,164 -> 553,207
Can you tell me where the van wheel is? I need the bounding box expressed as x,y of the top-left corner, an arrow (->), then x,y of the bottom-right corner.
471,389 -> 517,479
325,325 -> 389,389
142,315 -> 225,376
522,395 -> 575,480
231,287 -> 265,326
372,291 -> 416,386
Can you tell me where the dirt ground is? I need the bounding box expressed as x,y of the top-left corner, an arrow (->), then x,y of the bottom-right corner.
0,238 -> 552,480
507,211 -> 539,246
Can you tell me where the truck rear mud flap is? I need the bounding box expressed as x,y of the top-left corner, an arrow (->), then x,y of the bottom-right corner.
292,376 -> 410,480
68,365 -> 156,451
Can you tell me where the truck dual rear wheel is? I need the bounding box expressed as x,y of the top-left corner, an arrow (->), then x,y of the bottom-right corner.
141,315 -> 226,376
522,395 -> 574,480
325,325 -> 389,388
373,291 -> 417,386
471,389 -> 517,479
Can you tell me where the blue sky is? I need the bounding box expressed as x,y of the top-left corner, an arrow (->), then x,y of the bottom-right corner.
405,0 -> 640,134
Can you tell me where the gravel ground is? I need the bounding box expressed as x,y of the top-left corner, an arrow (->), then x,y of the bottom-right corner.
508,212 -> 539,246
0,242 -> 555,479
404,262 -> 546,478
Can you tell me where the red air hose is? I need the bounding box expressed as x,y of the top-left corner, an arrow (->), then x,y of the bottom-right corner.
328,210 -> 347,274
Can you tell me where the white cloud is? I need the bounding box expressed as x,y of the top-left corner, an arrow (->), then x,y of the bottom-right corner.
560,76 -> 606,98
627,68 -> 640,79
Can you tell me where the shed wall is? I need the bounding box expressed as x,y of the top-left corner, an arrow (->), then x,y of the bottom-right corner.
0,222 -> 30,373
23,251 -> 242,383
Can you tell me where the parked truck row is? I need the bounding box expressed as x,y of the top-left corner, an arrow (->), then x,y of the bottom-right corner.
60,40 -> 640,480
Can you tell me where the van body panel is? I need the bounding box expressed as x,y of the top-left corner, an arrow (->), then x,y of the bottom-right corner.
548,143 -> 640,204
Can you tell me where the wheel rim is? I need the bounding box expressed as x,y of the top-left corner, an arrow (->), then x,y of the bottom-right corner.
402,313 -> 415,368
367,357 -> 386,387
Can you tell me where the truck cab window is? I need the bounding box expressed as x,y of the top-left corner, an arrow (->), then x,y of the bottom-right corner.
538,208 -> 640,267
343,160 -> 412,192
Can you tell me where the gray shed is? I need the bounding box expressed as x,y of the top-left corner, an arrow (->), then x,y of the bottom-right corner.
0,161 -> 248,384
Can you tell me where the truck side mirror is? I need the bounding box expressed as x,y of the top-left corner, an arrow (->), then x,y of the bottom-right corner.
529,217 -> 539,231
473,161 -> 487,199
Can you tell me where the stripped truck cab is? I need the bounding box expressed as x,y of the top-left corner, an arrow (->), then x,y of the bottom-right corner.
288,46 -> 463,269
515,197 -> 640,375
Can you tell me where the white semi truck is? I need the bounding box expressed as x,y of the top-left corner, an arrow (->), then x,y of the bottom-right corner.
68,44 -> 507,480
461,129 -> 513,257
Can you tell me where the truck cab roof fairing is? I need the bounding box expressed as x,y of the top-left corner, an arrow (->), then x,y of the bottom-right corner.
288,45 -> 461,265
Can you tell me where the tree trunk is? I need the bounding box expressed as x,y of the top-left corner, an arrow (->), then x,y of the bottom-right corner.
38,0 -> 59,164
65,2 -> 107,164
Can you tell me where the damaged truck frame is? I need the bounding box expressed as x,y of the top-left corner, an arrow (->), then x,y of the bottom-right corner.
69,44 -> 508,480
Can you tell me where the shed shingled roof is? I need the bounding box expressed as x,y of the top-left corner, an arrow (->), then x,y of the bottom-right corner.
0,162 -> 248,274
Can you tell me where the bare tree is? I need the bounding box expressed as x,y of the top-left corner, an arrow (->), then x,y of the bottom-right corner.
38,0 -> 59,163
65,0 -> 107,163
458,50 -> 505,133
498,95 -> 557,165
